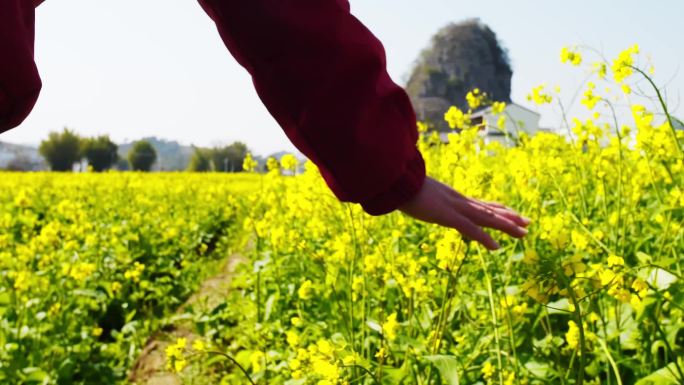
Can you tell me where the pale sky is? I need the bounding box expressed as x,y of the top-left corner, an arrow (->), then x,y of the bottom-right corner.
1,0 -> 682,156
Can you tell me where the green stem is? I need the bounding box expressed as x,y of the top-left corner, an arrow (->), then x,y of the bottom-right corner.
557,270 -> 585,385
630,65 -> 683,155
343,365 -> 382,385
478,249 -> 504,385
597,338 -> 623,385
203,350 -> 257,385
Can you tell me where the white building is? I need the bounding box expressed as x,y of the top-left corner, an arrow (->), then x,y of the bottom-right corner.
439,102 -> 543,146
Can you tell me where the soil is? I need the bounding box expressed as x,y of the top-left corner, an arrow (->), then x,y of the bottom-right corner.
128,255 -> 244,385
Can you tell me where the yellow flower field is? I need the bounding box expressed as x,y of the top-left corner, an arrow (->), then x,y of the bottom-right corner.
1,46 -> 683,385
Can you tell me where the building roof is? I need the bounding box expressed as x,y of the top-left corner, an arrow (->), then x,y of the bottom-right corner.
470,102 -> 541,118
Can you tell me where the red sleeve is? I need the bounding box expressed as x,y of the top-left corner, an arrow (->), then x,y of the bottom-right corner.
198,0 -> 426,215
0,0 -> 42,134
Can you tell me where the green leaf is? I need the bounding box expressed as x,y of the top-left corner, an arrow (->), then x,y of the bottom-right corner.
525,360 -> 552,378
636,251 -> 652,264
21,367 -> 49,384
384,364 -> 409,383
0,291 -> 10,306
263,293 -> 278,321
635,363 -> 681,385
424,355 -> 460,385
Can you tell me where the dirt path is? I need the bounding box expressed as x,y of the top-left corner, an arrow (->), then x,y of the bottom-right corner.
128,255 -> 244,385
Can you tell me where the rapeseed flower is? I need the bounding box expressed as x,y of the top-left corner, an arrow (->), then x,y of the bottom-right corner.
560,46 -> 582,66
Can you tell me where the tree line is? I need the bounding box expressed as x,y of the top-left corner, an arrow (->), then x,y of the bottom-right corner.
38,128 -> 157,172
37,128 -> 249,172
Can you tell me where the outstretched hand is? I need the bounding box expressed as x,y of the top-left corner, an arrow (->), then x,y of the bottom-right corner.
399,177 -> 530,250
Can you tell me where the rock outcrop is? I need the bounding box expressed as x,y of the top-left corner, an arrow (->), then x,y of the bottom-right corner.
405,19 -> 512,131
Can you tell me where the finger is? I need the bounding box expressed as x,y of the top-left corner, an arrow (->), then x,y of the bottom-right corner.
461,201 -> 528,238
474,200 -> 531,226
434,209 -> 500,250
492,207 -> 531,227
479,200 -> 508,209
479,203 -> 531,227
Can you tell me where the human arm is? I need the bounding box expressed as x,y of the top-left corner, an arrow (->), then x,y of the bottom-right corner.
198,0 -> 529,249
0,0 -> 42,133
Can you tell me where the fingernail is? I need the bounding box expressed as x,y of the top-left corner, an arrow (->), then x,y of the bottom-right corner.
522,217 -> 532,225
518,227 -> 528,236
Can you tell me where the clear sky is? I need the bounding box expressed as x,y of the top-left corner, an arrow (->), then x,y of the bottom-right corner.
1,0 -> 682,156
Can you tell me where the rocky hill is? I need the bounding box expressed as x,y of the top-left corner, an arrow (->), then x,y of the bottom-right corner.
405,19 -> 512,132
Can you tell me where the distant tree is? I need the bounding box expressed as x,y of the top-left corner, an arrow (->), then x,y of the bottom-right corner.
39,128 -> 82,171
128,140 -> 157,171
210,141 -> 248,172
187,146 -> 212,172
82,135 -> 118,172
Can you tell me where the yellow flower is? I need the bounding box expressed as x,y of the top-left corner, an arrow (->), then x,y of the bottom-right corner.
289,358 -> 301,370
192,339 -> 206,352
92,327 -> 103,337
466,88 -> 484,109
417,121 -> 428,133
593,62 -> 607,79
630,294 -> 643,310
124,262 -> 145,283
527,84 -> 553,105
497,115 -> 506,130
48,303 -> 61,316
342,353 -> 358,366
66,262 -> 97,281
291,316 -> 304,327
242,152 -> 258,172
612,44 -> 639,83
491,101 -> 506,115
312,357 -> 339,380
444,106 -> 470,130
565,320 -> 580,349
598,269 -> 617,286
607,255 -> 624,267
165,337 -> 188,373
10,271 -> 31,292
250,350 -> 265,372
632,104 -> 654,130
580,82 -> 601,110
286,331 -> 300,347
587,312 -> 601,323
631,278 -> 648,297
481,361 -> 495,380
280,154 -> 298,172
522,249 -> 539,265
560,46 -> 582,66
173,359 -> 187,373
317,339 -> 333,356
571,230 -> 589,251
298,280 -> 314,300
382,312 -> 400,341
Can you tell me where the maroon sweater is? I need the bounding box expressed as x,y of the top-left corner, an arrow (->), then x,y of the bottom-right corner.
0,0 -> 426,215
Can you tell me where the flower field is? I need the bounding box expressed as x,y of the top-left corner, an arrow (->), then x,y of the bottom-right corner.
2,46 -> 684,385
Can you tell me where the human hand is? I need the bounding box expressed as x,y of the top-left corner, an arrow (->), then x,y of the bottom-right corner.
399,177 -> 530,250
